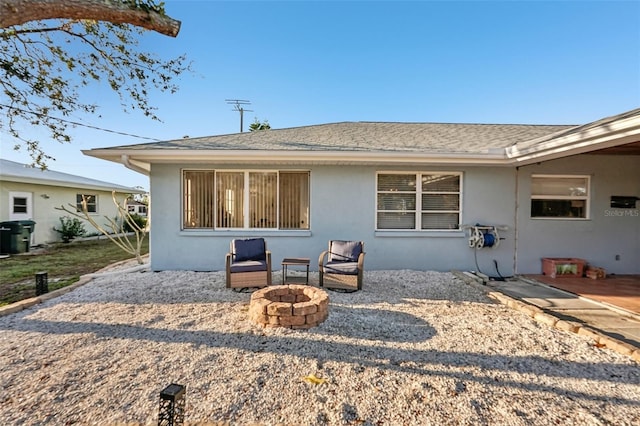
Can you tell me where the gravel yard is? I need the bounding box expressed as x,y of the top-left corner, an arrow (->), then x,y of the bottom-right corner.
0,267 -> 638,425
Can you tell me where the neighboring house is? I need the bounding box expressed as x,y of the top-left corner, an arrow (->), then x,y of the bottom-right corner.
0,159 -> 145,246
126,200 -> 149,217
84,108 -> 640,275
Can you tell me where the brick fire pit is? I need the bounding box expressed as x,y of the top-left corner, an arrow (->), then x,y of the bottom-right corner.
249,285 -> 329,329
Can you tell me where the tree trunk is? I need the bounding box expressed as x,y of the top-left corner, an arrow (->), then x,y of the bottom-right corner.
0,0 -> 181,36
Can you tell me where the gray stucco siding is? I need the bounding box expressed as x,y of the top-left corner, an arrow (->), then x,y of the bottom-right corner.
516,155 -> 640,274
148,163 -> 518,276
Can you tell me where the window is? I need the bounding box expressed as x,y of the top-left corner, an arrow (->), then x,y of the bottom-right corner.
530,175 -> 590,219
76,194 -> 97,213
279,172 -> 310,229
377,172 -> 461,230
183,170 -> 310,230
127,205 -> 147,215
184,171 -> 215,228
12,197 -> 28,214
216,171 -> 245,228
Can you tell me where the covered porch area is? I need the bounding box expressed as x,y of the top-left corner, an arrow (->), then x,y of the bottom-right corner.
527,274 -> 640,316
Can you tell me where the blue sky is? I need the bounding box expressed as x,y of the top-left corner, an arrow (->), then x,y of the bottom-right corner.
1,0 -> 639,190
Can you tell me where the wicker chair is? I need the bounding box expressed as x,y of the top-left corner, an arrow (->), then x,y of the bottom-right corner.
318,240 -> 365,292
225,238 -> 272,290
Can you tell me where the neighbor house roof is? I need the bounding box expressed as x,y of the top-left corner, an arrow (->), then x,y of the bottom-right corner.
0,159 -> 144,193
83,107 -> 640,172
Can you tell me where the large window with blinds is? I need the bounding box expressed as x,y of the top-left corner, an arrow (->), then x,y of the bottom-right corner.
376,172 -> 461,230
183,170 -> 310,230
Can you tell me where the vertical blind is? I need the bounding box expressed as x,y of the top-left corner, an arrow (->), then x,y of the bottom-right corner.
279,172 -> 309,229
216,172 -> 244,228
183,171 -> 214,228
250,172 -> 277,228
183,170 -> 310,230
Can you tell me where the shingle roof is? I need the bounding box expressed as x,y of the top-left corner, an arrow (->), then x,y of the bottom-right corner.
0,159 -> 143,192
101,121 -> 576,154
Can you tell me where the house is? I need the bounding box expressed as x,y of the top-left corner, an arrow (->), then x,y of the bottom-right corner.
84,108 -> 640,276
0,159 -> 145,246
126,200 -> 148,217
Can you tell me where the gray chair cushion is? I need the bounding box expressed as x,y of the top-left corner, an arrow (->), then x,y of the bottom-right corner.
329,240 -> 362,262
323,261 -> 359,275
233,238 -> 266,261
230,260 -> 268,273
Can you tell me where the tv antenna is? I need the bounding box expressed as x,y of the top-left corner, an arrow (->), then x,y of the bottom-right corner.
225,99 -> 253,132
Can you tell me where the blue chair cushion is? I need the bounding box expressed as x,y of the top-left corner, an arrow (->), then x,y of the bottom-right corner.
230,260 -> 268,273
324,261 -> 359,275
330,240 -> 362,262
233,238 -> 266,261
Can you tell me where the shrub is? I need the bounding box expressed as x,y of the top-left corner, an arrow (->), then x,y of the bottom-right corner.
54,216 -> 87,243
122,214 -> 147,233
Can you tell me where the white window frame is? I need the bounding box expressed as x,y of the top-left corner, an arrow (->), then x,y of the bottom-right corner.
218,170 -> 278,229
376,171 -> 463,231
12,195 -> 29,214
530,174 -> 591,220
181,169 -> 310,230
9,191 -> 32,220
76,193 -> 98,214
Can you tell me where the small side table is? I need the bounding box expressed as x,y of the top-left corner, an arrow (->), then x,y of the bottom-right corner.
282,257 -> 310,285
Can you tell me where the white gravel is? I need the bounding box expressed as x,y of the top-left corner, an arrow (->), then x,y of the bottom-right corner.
0,266 -> 639,425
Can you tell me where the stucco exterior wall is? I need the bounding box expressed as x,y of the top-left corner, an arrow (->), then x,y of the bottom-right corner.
0,180 -> 129,245
149,163 -> 517,275
516,155 -> 640,274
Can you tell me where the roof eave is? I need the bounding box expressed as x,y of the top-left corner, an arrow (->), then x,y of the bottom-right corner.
506,113 -> 640,165
0,174 -> 144,193
83,149 -> 511,167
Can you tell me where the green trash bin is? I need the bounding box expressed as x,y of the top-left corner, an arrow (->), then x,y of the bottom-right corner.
17,220 -> 36,253
0,221 -> 24,254
0,220 -> 34,254
0,223 -> 14,254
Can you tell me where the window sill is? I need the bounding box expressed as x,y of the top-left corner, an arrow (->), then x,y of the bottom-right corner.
530,217 -> 590,221
375,230 -> 465,238
180,229 -> 312,237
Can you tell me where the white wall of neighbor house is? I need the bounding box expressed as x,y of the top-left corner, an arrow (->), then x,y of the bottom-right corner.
149,163 -> 518,275
0,181 -> 129,245
516,154 -> 640,275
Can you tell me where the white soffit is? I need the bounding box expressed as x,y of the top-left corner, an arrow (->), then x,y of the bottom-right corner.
84,149 -> 511,168
507,112 -> 640,164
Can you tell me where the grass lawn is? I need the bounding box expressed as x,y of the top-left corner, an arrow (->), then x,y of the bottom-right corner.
0,236 -> 149,306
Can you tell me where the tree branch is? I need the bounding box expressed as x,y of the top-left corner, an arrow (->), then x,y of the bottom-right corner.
0,0 -> 181,37
55,191 -> 147,264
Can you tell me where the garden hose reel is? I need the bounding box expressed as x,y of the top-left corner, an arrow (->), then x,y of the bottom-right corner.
463,224 -> 508,249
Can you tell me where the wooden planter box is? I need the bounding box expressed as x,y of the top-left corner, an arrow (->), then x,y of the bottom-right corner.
541,258 -> 586,278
